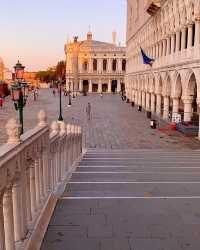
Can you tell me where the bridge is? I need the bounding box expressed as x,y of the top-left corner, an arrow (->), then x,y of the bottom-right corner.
1,94 -> 200,250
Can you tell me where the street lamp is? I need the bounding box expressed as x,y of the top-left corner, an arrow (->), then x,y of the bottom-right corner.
68,81 -> 72,107
11,61 -> 29,135
58,79 -> 64,121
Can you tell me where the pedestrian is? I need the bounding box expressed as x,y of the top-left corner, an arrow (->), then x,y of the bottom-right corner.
100,92 -> 103,98
86,102 -> 92,121
0,96 -> 3,109
52,89 -> 56,97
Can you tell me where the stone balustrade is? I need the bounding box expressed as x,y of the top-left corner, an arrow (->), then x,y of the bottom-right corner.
0,110 -> 83,250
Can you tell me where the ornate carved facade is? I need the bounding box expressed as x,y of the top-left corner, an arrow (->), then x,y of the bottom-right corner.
65,32 -> 126,93
126,0 -> 200,137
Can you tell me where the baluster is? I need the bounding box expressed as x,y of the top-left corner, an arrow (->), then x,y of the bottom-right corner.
3,187 -> 15,250
35,158 -> 41,208
30,162 -> 37,215
0,193 -> 5,250
12,178 -> 23,242
25,167 -> 32,223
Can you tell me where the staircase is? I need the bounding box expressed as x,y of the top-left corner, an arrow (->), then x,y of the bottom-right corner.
42,149 -> 200,250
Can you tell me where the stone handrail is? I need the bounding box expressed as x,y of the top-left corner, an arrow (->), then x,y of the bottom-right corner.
0,110 -> 83,250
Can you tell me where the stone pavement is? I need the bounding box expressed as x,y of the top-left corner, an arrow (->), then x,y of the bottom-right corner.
42,149 -> 200,250
1,89 -> 200,149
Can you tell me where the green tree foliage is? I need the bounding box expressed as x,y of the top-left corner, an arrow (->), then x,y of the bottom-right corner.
35,60 -> 66,83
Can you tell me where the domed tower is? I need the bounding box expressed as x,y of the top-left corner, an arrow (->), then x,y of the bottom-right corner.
0,57 -> 4,81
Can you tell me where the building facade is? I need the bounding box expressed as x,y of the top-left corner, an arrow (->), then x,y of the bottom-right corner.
0,57 -> 5,81
126,0 -> 200,137
65,32 -> 126,93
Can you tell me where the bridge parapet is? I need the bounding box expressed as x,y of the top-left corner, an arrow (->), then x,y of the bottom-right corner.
0,110 -> 83,250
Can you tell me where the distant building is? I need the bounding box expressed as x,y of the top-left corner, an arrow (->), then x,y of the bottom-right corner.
0,57 -> 4,81
64,31 -> 126,93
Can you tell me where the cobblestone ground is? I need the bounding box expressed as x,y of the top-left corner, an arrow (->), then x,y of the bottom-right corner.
1,89 -> 200,149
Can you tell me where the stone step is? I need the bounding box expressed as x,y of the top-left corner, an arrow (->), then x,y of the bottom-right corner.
70,172 -> 200,182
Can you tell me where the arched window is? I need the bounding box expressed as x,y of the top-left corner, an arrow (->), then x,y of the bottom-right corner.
93,59 -> 97,71
83,61 -> 88,71
112,59 -> 117,71
122,59 -> 126,71
103,59 -> 107,71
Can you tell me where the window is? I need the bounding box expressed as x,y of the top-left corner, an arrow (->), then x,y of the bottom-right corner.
112,59 -> 117,71
103,59 -> 107,71
93,59 -> 97,71
83,61 -> 88,71
122,59 -> 126,71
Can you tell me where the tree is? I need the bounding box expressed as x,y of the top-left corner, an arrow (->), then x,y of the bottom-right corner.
55,61 -> 66,80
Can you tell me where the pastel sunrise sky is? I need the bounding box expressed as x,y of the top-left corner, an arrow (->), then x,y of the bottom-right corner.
1,0 -> 127,71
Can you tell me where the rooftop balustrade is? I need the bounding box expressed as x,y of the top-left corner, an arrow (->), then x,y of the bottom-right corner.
0,110 -> 83,250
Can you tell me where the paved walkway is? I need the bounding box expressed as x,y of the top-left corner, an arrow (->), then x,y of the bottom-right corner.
42,149 -> 200,250
1,89 -> 200,149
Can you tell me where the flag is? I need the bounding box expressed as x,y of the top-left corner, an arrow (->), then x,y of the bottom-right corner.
140,47 -> 154,66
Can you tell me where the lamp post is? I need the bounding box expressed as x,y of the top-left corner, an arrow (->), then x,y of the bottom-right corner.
68,81 -> 72,107
72,80 -> 75,99
58,78 -> 64,121
11,61 -> 29,135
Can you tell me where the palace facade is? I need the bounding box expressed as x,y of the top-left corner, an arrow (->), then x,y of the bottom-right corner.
65,32 -> 126,93
126,0 -> 200,137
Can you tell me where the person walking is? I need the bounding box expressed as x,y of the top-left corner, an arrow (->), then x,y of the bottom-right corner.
86,102 -> 92,121
0,96 -> 3,109
100,92 -> 103,99
52,89 -> 56,97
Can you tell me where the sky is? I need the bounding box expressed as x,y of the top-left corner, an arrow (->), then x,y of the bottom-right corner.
0,0 -> 127,71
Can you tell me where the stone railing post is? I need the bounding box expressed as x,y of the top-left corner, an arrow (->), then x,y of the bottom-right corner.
6,118 -> 21,144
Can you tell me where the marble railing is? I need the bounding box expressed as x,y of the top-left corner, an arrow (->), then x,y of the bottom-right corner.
0,110 -> 83,250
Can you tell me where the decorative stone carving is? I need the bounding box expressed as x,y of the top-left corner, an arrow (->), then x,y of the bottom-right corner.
50,121 -> 59,136
59,122 -> 66,136
37,110 -> 48,127
6,119 -> 21,144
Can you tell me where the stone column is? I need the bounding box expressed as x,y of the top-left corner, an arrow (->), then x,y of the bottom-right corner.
163,96 -> 170,120
98,79 -> 102,93
3,187 -> 15,250
183,99 -> 193,122
89,80 -> 92,93
12,179 -> 23,242
181,26 -> 187,50
89,58 -> 93,73
166,37 -> 170,55
0,194 -> 5,250
163,39 -> 167,56
195,19 -> 200,47
142,92 -> 146,109
151,93 -> 156,113
117,80 -> 121,93
98,59 -> 102,73
172,98 -> 179,115
79,79 -> 83,92
146,92 -> 150,111
108,80 -> 111,93
176,30 -> 181,52
188,24 -> 193,48
138,91 -> 142,106
171,33 -> 176,53
156,94 -> 162,115
117,59 -> 122,73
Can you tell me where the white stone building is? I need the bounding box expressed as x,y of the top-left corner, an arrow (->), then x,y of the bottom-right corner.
65,32 -> 126,93
126,0 -> 200,136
